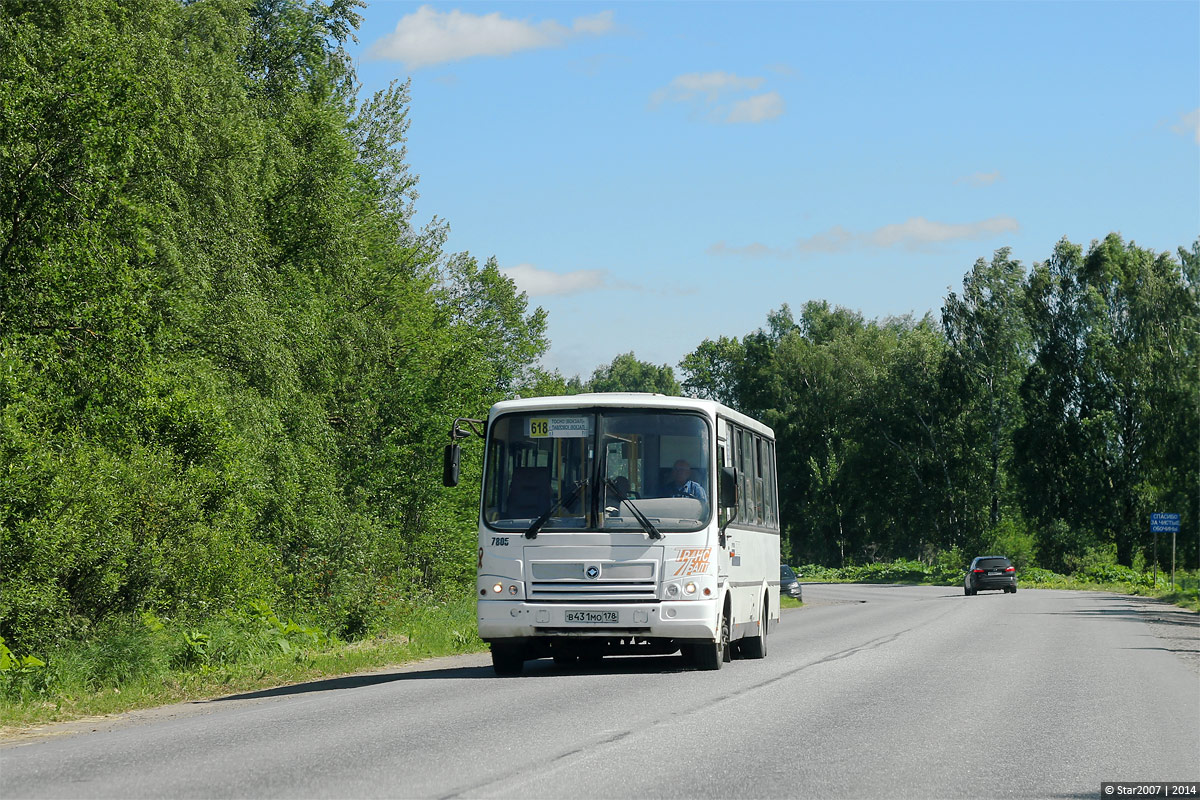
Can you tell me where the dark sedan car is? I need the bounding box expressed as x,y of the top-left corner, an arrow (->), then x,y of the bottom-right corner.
964,556 -> 1017,595
780,565 -> 803,601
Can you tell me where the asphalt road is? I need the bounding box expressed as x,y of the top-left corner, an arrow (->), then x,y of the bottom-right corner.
3,584 -> 1197,799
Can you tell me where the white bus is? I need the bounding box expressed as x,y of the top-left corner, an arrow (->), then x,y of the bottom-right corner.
444,393 -> 781,676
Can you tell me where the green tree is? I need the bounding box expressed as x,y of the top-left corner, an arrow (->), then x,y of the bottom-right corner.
679,336 -> 743,404
586,352 -> 681,395
681,303 -> 958,564
1017,235 -> 1197,568
0,0 -> 549,653
942,248 -> 1030,530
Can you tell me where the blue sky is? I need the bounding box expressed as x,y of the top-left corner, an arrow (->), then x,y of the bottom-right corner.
348,1 -> 1200,378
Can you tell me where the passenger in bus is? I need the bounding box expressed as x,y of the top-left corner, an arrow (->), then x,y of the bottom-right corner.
664,459 -> 707,502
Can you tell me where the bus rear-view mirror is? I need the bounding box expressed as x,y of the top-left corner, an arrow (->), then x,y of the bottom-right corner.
719,467 -> 739,508
443,444 -> 461,487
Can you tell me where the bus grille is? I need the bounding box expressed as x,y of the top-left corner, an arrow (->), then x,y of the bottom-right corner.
527,560 -> 658,602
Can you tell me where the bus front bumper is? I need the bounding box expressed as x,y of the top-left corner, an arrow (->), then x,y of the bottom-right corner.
477,599 -> 718,641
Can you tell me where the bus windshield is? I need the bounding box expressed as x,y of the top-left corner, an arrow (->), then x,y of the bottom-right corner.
482,410 -> 711,533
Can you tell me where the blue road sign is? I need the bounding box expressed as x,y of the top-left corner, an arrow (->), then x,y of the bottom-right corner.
1150,512 -> 1181,533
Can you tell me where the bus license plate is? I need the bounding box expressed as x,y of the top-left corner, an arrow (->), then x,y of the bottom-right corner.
565,610 -> 618,624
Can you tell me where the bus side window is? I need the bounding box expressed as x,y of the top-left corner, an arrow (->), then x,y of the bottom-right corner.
739,428 -> 754,523
766,440 -> 779,529
755,436 -> 770,527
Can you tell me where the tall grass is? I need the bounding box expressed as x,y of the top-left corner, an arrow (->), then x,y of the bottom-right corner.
0,594 -> 485,731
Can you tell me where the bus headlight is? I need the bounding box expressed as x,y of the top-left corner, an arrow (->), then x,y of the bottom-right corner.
508,585 -> 518,595
665,583 -> 680,598
684,582 -> 697,595
493,582 -> 503,594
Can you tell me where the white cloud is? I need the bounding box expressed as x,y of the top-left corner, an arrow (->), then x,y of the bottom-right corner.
651,71 -> 764,106
1170,108 -> 1200,144
866,216 -> 1019,249
955,170 -> 1003,187
572,11 -> 615,35
709,216 -> 1020,258
651,72 -> 785,124
726,92 -> 784,124
502,264 -> 628,296
652,71 -> 763,104
707,241 -> 776,258
791,226 -> 857,254
368,6 -> 614,68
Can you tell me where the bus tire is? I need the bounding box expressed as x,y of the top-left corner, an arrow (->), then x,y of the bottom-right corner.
740,597 -> 768,660
491,642 -> 525,677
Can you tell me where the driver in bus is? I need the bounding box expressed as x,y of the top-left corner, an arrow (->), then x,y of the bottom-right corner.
664,459 -> 707,502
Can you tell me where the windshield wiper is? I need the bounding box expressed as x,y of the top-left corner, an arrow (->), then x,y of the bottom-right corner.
603,478 -> 662,540
524,480 -> 588,539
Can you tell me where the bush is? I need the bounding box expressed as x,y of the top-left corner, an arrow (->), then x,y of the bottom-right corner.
986,519 -> 1036,570
934,545 -> 966,576
0,635 -> 50,701
1017,566 -> 1061,584
793,559 -> 961,585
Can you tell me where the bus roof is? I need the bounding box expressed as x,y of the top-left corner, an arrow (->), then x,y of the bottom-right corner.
488,393 -> 775,439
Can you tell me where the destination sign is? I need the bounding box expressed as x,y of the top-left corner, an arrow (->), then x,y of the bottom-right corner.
527,416 -> 591,438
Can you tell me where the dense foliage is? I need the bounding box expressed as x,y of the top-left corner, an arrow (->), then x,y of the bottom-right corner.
679,240 -> 1198,574
1,0 -> 545,654
531,351 -> 682,396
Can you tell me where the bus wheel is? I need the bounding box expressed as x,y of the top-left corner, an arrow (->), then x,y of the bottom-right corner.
491,642 -> 525,677
741,601 -> 768,660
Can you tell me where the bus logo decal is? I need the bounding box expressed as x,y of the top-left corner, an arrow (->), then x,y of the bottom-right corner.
674,548 -> 711,576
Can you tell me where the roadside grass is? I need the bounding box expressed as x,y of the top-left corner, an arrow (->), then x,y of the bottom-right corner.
1015,570 -> 1199,611
798,560 -> 963,587
780,596 -> 803,609
794,561 -> 1199,612
1156,589 -> 1200,612
0,594 -> 486,733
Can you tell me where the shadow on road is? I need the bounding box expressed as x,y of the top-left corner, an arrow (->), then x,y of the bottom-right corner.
206,655 -> 695,703
206,664 -> 497,701
1034,607 -> 1199,628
